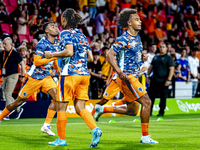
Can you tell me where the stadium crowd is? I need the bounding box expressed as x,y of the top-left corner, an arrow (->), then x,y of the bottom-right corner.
0,0 -> 200,103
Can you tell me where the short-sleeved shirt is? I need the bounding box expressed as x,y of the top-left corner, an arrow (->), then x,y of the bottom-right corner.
88,60 -> 102,81
175,58 -> 189,81
0,48 -> 22,77
95,13 -> 105,33
112,30 -> 143,77
27,36 -> 60,79
60,28 -> 91,76
188,56 -> 199,81
151,53 -> 174,82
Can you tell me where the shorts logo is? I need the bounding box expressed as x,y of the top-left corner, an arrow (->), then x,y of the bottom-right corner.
138,87 -> 143,92
23,92 -> 27,97
105,93 -> 109,97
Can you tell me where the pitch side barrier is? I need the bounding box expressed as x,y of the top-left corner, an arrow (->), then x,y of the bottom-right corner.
0,99 -> 200,118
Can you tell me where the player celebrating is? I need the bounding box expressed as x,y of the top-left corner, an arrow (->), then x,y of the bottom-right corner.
94,9 -> 158,144
0,22 -> 60,137
45,8 -> 102,147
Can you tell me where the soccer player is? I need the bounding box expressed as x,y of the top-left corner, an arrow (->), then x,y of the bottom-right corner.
0,21 -> 60,137
94,9 -> 158,144
45,8 -> 102,147
92,65 -> 148,121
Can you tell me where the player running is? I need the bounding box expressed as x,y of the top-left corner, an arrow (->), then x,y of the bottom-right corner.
94,9 -> 158,144
92,65 -> 148,121
0,22 -> 60,137
45,8 -> 102,147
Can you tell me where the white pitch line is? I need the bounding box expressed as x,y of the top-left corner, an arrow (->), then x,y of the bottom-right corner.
0,118 -> 200,127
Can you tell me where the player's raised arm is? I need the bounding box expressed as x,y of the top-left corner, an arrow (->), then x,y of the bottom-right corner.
34,55 -> 57,66
45,44 -> 73,58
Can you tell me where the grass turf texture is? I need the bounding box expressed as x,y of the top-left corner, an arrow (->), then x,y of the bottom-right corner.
0,114 -> 200,150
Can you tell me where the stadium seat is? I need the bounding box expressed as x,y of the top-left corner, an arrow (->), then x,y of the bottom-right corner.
26,26 -> 30,35
28,35 -> 33,42
3,0 -> 9,6
8,0 -> 18,8
0,23 -> 11,34
86,36 -> 91,44
18,34 -> 28,43
7,6 -> 14,14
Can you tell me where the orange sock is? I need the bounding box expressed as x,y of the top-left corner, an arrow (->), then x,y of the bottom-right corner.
103,106 -> 114,113
0,107 -> 11,121
91,108 -> 95,117
114,100 -> 124,106
141,123 -> 149,136
80,108 -> 97,130
57,111 -> 67,140
45,109 -> 56,124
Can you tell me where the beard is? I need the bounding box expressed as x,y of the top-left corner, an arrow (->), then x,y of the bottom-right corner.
50,33 -> 59,37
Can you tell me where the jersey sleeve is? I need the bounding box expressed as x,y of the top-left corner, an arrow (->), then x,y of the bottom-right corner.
14,50 -> 23,64
168,55 -> 175,67
35,42 -> 46,57
111,37 -> 126,54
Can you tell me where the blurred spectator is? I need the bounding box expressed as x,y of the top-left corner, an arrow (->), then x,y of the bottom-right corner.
17,45 -> 27,57
188,48 -> 200,97
28,52 -> 35,67
119,0 -> 131,11
78,0 -> 88,11
30,15 -> 44,40
146,43 -> 157,71
11,33 -> 20,49
167,43 -> 181,59
50,5 -> 61,23
0,37 -> 25,120
137,4 -> 146,22
143,11 -> 156,46
155,21 -> 167,47
175,48 -> 190,82
98,47 -> 111,87
9,4 -> 23,31
108,0 -> 117,13
95,7 -> 106,34
79,5 -> 90,27
110,15 -> 117,37
17,11 -> 36,35
88,0 -> 97,19
148,42 -> 174,116
29,9 -> 39,25
166,17 -> 172,31
0,2 -> 9,23
31,39 -> 38,51
22,4 -> 29,20
168,22 -> 180,48
40,5 -> 52,21
88,51 -> 103,99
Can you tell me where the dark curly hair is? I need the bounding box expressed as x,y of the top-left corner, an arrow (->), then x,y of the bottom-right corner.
62,8 -> 83,29
118,9 -> 137,28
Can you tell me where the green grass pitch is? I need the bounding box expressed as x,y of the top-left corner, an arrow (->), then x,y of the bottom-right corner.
0,114 -> 200,150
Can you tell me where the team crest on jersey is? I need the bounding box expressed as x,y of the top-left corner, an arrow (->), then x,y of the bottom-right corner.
23,92 -> 27,97
138,87 -> 143,92
105,93 -> 109,97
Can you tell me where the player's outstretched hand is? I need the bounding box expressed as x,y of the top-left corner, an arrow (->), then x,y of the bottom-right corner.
45,51 -> 52,59
142,54 -> 149,62
118,71 -> 129,80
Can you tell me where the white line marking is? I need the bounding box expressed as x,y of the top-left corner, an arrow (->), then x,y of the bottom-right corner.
0,118 -> 200,127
